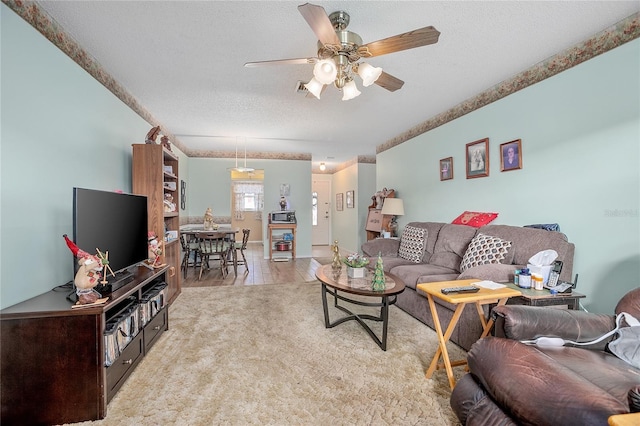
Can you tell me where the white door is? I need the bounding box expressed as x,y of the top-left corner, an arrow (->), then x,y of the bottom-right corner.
312,180 -> 330,245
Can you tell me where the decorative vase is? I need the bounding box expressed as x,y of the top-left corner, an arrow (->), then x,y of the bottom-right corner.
347,266 -> 366,279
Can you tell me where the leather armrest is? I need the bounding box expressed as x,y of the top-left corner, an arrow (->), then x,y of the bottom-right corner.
361,239 -> 401,257
492,305 -> 616,350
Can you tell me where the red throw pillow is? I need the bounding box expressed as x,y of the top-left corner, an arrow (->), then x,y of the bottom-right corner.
452,211 -> 498,228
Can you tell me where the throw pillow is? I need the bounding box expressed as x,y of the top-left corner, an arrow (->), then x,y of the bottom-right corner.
460,233 -> 512,272
398,226 -> 427,263
452,211 -> 498,228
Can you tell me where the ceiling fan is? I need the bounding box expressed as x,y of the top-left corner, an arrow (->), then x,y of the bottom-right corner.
244,3 -> 440,100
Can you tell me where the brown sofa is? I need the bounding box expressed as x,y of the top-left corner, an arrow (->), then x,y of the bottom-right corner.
450,287 -> 640,425
361,222 -> 575,350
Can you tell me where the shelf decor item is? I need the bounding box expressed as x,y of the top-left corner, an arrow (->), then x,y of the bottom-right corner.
331,240 -> 342,270
343,252 -> 368,278
371,253 -> 386,291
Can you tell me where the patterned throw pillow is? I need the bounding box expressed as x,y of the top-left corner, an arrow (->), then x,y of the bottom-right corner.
452,211 -> 498,228
398,226 -> 427,263
460,233 -> 512,272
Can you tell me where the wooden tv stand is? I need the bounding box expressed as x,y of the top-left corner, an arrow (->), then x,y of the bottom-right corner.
0,265 -> 170,425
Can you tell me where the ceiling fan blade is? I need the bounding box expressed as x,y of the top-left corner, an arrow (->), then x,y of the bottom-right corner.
244,58 -> 317,67
298,3 -> 341,46
361,26 -> 440,57
374,71 -> 404,92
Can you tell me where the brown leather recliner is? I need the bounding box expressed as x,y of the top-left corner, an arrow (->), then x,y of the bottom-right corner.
450,287 -> 640,425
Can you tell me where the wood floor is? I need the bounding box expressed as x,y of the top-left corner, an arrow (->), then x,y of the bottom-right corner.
181,243 -> 333,287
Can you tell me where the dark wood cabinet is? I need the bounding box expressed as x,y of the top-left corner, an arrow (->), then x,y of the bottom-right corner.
1,266 -> 169,425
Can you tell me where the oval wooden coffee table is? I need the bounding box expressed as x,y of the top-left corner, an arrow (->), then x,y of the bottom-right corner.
315,264 -> 405,351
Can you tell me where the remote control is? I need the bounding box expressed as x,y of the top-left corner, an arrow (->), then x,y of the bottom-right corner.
441,286 -> 480,295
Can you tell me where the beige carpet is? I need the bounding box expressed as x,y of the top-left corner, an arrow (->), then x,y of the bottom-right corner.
73,283 -> 466,425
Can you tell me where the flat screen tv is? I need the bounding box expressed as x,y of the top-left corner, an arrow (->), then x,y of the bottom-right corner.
73,188 -> 148,291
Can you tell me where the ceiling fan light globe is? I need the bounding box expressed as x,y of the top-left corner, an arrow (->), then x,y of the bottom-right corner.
313,59 -> 338,85
357,62 -> 383,87
342,80 -> 361,101
305,78 -> 324,99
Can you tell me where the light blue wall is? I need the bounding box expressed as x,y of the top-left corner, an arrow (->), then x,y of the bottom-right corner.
357,163 -> 377,248
0,5 -> 158,308
332,164 -> 359,253
378,40 -> 640,314
187,158 -> 313,259
330,162 -> 377,253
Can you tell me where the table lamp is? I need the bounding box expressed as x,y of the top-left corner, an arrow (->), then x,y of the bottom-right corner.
381,198 -> 404,237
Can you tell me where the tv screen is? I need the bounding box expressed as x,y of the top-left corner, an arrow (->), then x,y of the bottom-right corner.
73,188 -> 148,279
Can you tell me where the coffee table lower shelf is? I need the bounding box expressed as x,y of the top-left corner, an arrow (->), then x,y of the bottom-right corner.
321,284 -> 398,351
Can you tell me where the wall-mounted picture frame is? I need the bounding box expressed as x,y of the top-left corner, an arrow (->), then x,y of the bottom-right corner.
500,139 -> 522,171
180,180 -> 186,210
346,190 -> 354,208
466,138 -> 489,179
336,193 -> 344,211
440,157 -> 453,181
280,183 -> 290,196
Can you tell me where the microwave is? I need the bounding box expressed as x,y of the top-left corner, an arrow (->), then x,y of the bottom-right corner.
270,210 -> 296,224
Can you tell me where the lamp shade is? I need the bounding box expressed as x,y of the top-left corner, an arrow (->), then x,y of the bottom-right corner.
313,59 -> 338,85
305,78 -> 324,99
341,80 -> 361,101
381,198 -> 404,216
357,62 -> 383,87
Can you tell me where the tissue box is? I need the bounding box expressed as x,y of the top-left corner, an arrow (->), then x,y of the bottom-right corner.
527,264 -> 552,284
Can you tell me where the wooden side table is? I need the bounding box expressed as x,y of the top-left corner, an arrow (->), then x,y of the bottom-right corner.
503,283 -> 586,310
267,223 -> 296,261
416,279 -> 522,390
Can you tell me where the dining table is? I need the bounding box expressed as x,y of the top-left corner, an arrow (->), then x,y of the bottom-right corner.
179,226 -> 240,276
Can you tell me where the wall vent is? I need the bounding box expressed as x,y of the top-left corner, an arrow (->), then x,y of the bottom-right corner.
295,81 -> 309,94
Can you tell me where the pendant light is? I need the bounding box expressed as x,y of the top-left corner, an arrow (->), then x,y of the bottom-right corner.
231,137 -> 255,173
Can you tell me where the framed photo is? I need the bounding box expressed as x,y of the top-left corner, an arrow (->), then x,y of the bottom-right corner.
500,139 -> 522,171
346,190 -> 354,208
336,193 -> 344,211
365,209 -> 383,232
440,157 -> 453,181
180,180 -> 186,210
280,183 -> 290,196
466,138 -> 489,179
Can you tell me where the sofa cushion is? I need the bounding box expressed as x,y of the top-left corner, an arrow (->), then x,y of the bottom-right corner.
389,264 -> 459,290
460,233 -> 513,272
429,224 -> 477,271
479,224 -> 570,266
404,222 -> 446,262
398,225 -> 427,263
452,211 -> 498,228
373,256 -> 419,273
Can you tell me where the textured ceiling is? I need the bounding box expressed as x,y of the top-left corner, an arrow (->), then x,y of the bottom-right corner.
33,1 -> 640,171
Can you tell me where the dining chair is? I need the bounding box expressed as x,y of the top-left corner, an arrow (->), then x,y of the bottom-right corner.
180,233 -> 200,278
232,228 -> 251,275
197,232 -> 230,280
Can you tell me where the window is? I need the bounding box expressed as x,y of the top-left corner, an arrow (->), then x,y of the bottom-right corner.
232,181 -> 264,220
312,191 -> 318,226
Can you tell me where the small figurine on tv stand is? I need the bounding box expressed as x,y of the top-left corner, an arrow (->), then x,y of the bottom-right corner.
147,231 -> 165,269
62,235 -> 105,304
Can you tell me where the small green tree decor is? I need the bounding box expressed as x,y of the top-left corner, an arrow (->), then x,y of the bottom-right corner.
372,253 -> 386,291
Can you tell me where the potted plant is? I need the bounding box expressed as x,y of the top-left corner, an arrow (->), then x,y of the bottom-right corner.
343,253 -> 369,278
